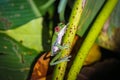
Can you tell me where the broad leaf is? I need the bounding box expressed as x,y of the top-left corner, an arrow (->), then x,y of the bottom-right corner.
76,0 -> 105,37
1,18 -> 44,52
0,33 -> 38,80
0,0 -> 39,30
97,1 -> 120,51
0,0 -> 52,80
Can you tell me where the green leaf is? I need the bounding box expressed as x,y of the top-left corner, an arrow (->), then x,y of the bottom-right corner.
1,18 -> 44,52
76,0 -> 105,37
96,1 -> 120,51
0,0 -> 39,30
0,0 -> 53,80
33,0 -> 55,15
0,33 -> 38,80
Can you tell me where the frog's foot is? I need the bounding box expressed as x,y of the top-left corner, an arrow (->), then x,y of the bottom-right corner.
60,55 -> 71,61
50,55 -> 71,66
62,44 -> 70,49
56,43 -> 69,50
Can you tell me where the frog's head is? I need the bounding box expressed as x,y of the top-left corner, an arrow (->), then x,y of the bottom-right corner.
54,23 -> 65,34
55,23 -> 65,33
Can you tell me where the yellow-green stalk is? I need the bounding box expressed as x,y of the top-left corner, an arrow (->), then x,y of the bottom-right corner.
52,0 -> 83,80
67,0 -> 118,80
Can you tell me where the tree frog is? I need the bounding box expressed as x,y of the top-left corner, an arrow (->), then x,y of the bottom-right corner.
50,23 -> 71,66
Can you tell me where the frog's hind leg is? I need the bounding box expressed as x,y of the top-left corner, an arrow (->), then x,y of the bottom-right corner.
50,52 -> 71,66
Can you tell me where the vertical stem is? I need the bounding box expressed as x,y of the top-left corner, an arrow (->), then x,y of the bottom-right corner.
52,0 -> 83,80
29,0 -> 41,17
58,0 -> 68,22
67,0 -> 118,80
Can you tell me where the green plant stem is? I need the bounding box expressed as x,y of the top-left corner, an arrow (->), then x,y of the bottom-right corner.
67,0 -> 118,80
52,0 -> 83,80
39,0 -> 55,10
58,0 -> 68,22
28,0 -> 41,17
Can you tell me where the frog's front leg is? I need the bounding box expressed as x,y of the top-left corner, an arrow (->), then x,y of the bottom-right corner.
50,52 -> 71,66
56,43 -> 69,50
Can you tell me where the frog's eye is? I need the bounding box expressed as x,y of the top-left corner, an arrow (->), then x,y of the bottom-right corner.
55,26 -> 60,32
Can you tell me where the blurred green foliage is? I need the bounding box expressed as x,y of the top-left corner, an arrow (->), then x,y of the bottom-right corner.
0,0 -> 120,80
